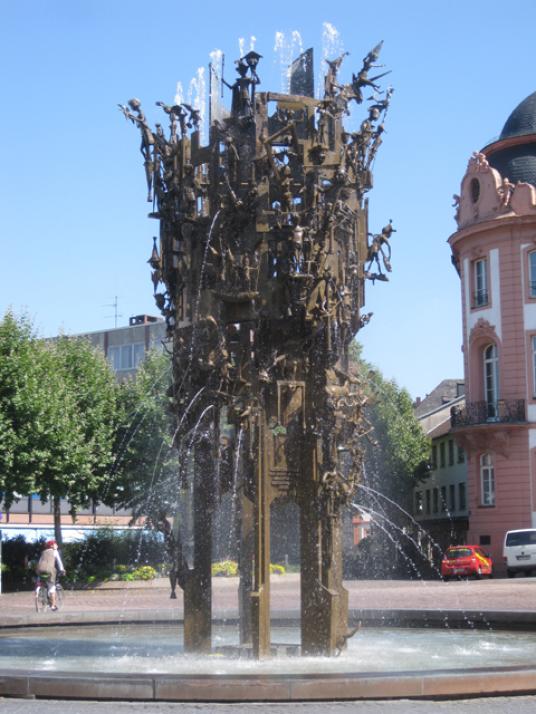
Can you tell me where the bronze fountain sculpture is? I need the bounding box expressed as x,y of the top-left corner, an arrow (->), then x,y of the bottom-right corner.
121,42 -> 394,659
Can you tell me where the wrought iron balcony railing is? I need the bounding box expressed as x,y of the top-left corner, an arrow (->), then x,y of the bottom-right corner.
451,399 -> 526,428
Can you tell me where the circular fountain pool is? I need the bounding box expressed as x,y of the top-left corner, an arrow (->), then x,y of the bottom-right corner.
1,623 -> 536,674
2,621 -> 536,701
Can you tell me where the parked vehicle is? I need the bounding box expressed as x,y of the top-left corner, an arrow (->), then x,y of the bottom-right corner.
441,545 -> 493,580
503,529 -> 536,578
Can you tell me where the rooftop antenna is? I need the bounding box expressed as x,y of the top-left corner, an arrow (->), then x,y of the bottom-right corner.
104,296 -> 123,328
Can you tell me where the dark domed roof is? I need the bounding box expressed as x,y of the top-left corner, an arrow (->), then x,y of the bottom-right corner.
488,144 -> 536,187
487,91 -> 536,186
500,91 -> 536,140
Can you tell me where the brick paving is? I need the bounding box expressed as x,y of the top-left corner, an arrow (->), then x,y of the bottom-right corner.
2,574 -> 536,624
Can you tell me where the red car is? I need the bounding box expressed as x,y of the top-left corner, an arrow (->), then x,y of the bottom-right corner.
441,545 -> 493,580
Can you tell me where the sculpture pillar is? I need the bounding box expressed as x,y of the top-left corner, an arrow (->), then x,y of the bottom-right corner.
124,41 -> 394,659
238,494 -> 254,646
183,438 -> 213,653
250,412 -> 272,658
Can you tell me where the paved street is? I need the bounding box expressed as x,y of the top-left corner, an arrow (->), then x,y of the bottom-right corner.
2,574 -> 536,623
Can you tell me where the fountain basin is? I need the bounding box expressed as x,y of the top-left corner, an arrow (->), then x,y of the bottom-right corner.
2,614 -> 536,701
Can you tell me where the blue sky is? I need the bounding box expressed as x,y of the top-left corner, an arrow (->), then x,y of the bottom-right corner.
1,0 -> 535,398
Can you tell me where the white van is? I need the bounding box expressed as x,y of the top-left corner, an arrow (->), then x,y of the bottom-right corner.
503,529 -> 536,577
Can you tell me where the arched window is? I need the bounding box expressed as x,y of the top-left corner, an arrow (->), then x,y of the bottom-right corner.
480,453 -> 495,506
483,344 -> 499,419
470,178 -> 480,203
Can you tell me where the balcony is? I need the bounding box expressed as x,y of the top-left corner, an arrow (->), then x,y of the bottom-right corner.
451,399 -> 526,428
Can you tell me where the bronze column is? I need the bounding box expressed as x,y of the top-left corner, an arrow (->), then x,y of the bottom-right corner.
250,411 -> 272,658
238,491 -> 254,646
183,437 -> 214,653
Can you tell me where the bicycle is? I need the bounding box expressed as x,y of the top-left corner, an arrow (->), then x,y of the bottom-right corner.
35,574 -> 64,613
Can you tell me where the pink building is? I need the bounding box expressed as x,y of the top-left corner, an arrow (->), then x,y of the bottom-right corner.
449,91 -> 536,573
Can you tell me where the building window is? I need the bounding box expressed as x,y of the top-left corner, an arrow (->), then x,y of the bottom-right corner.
532,336 -> 536,397
431,445 -> 437,470
479,535 -> 491,546
121,344 -> 134,370
449,484 -> 456,512
433,488 -> 439,514
480,453 -> 495,506
530,251 -> 536,298
457,445 -> 465,463
425,490 -> 431,515
108,345 -> 120,371
458,482 -> 466,511
415,492 -> 423,515
470,177 -> 480,203
439,442 -> 445,468
483,344 -> 499,419
473,258 -> 488,307
440,486 -> 447,512
108,343 -> 146,372
448,439 -> 454,466
133,342 -> 145,367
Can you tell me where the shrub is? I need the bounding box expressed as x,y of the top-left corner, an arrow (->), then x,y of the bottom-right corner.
210,561 -> 286,577
64,528 -> 164,582
0,536 -> 46,591
270,563 -> 286,575
0,529 -> 166,590
67,527 -> 162,568
212,560 -> 238,577
131,565 -> 156,580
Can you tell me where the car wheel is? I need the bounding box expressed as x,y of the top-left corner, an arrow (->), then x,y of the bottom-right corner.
507,569 -> 515,578
475,567 -> 482,579
443,576 -> 449,582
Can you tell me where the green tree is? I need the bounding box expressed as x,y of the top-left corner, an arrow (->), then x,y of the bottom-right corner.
37,336 -> 119,545
107,350 -> 196,593
349,340 -> 430,501
108,350 -> 178,523
0,311 -> 43,503
0,312 -> 119,545
365,370 -> 430,504
348,340 -> 431,578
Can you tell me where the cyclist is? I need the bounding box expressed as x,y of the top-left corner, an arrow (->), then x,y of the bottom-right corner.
35,540 -> 66,611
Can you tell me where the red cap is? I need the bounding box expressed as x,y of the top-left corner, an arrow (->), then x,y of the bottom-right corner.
45,540 -> 57,548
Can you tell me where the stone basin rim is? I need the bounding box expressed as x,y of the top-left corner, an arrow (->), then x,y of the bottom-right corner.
1,664 -> 536,701
2,611 -> 536,701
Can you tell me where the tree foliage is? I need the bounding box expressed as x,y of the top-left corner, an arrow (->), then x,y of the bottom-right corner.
365,370 -> 430,500
347,340 -> 431,579
0,312 -> 119,543
39,336 -> 118,536
349,339 -> 430,503
108,349 -> 178,521
0,311 -> 43,503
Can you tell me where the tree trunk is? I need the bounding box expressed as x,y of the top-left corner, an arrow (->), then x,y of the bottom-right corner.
53,496 -> 63,547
